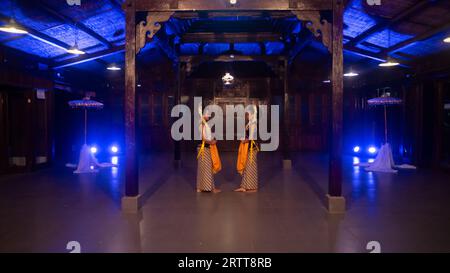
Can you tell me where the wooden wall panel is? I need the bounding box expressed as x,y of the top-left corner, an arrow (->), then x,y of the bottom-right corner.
1,88 -> 53,173
0,92 -> 8,173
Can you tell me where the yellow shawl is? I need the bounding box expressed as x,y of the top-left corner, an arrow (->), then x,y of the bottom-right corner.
237,140 -> 259,175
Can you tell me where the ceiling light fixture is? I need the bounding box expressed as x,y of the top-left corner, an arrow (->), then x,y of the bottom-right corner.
107,64 -> 121,71
379,30 -> 401,67
344,71 -> 359,77
379,58 -> 400,67
66,44 -> 86,55
222,72 -> 234,85
0,18 -> 28,34
0,1 -> 28,35
444,37 -> 450,43
67,25 -> 85,55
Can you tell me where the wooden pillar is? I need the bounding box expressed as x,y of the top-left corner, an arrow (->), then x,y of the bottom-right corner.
282,58 -> 292,169
327,0 -> 345,213
174,62 -> 182,168
123,1 -> 139,204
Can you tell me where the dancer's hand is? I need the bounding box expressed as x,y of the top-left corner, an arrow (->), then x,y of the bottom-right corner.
210,140 -> 217,145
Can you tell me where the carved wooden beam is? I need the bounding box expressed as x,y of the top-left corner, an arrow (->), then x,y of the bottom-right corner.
181,32 -> 282,43
292,11 -> 331,53
136,11 -> 174,54
135,0 -> 332,12
180,54 -> 284,65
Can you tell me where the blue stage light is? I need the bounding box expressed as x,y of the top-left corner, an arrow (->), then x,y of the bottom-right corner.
110,145 -> 119,154
90,146 -> 98,154
368,146 -> 377,154
353,146 -> 361,153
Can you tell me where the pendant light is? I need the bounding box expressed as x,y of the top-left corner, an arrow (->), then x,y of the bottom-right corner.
222,72 -> 234,85
67,41 -> 85,55
379,57 -> 400,67
222,61 -> 235,85
379,29 -> 400,67
67,25 -> 85,55
0,1 -> 28,34
344,66 -> 359,77
107,64 -> 121,71
0,19 -> 28,34
344,71 -> 359,77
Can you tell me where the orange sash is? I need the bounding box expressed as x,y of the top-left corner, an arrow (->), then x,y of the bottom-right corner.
237,142 -> 249,175
197,141 -> 222,174
237,141 -> 259,175
210,144 -> 222,174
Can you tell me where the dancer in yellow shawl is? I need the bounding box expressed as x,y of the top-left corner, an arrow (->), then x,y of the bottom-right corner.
235,106 -> 259,192
197,107 -> 222,193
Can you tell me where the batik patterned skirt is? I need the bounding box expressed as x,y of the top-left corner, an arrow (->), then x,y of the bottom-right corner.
240,149 -> 258,190
197,147 -> 214,191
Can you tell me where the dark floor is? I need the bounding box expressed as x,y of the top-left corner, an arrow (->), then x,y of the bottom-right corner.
1,152 -> 450,253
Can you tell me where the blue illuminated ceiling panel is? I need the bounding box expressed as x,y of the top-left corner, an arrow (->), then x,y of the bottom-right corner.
5,35 -> 66,58
365,29 -> 414,49
81,9 -> 125,42
0,1 -> 61,31
343,1 -> 377,38
40,24 -> 99,49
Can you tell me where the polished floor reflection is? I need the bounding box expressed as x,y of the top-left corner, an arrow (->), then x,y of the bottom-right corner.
1,152 -> 450,253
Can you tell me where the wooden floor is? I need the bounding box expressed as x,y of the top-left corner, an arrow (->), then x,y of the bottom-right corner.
1,152 -> 450,252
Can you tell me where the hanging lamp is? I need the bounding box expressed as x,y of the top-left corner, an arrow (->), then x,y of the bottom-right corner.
67,25 -> 85,55
0,1 -> 28,34
379,29 -> 400,67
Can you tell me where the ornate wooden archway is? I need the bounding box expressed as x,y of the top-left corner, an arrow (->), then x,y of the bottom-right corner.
122,0 -> 345,213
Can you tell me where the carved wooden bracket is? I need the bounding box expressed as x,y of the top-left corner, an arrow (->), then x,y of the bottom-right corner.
136,11 -> 174,54
292,11 -> 332,53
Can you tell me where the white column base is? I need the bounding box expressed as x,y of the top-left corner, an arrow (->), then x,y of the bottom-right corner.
121,195 -> 142,213
326,194 -> 346,214
283,159 -> 292,170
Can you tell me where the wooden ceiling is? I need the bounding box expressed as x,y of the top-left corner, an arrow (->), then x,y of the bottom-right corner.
0,0 -> 448,73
